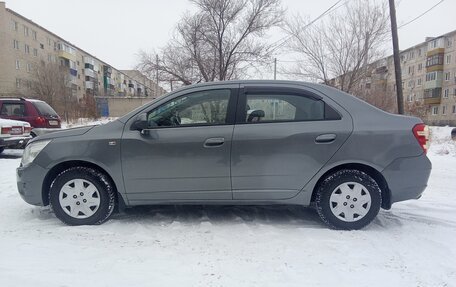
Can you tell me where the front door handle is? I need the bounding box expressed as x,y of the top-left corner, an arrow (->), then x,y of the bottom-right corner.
315,133 -> 337,144
204,137 -> 225,148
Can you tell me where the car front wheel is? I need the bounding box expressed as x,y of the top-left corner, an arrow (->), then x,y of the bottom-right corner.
49,167 -> 116,225
315,169 -> 382,230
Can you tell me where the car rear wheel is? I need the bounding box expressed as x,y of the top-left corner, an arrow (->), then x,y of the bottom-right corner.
315,169 -> 381,230
0,147 -> 4,154
49,167 -> 116,225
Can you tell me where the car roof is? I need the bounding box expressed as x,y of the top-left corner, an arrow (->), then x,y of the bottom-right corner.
0,98 -> 44,103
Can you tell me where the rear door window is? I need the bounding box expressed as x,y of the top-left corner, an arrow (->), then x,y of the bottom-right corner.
33,102 -> 58,117
0,103 -> 26,116
243,94 -> 327,123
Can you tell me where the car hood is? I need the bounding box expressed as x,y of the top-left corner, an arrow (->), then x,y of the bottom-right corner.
30,126 -> 95,142
0,118 -> 31,127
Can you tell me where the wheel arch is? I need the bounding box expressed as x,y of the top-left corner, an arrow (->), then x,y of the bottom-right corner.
42,160 -> 127,209
311,162 -> 391,210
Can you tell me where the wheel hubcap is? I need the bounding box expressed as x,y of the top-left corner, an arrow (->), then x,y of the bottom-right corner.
329,182 -> 371,222
59,179 -> 100,219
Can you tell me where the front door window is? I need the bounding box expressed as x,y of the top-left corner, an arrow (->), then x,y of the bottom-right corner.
148,89 -> 231,128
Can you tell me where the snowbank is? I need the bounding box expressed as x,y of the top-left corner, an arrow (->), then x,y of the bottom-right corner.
429,126 -> 456,156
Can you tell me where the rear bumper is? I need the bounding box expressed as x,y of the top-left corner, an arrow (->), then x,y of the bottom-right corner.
382,153 -> 432,204
16,162 -> 48,206
0,136 -> 31,148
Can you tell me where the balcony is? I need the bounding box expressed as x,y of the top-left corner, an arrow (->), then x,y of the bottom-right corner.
103,65 -> 112,76
70,68 -> 78,77
58,50 -> 75,61
424,71 -> 443,89
84,68 -> 95,78
423,95 -> 441,105
85,81 -> 94,90
423,88 -> 442,105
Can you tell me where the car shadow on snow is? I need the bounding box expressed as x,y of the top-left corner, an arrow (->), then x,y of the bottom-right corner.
0,152 -> 23,159
0,149 -> 23,159
110,205 -> 326,228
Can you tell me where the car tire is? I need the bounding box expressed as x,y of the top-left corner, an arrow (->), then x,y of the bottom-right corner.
0,147 -> 4,154
315,169 -> 382,230
49,167 -> 116,225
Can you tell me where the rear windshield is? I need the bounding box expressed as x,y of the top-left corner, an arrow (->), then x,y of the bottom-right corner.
33,102 -> 59,117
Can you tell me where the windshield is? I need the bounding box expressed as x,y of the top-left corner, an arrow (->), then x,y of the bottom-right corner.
33,102 -> 59,117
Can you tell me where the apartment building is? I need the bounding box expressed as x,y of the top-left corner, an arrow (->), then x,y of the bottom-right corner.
0,2 -> 165,106
339,30 -> 456,126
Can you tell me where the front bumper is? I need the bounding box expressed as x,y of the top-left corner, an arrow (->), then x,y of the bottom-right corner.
382,153 -> 432,205
16,162 -> 48,206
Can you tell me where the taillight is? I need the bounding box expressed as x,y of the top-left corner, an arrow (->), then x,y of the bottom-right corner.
24,126 -> 32,134
35,116 -> 46,126
1,127 -> 11,134
413,123 -> 429,154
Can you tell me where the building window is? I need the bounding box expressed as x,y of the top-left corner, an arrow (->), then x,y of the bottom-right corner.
447,54 -> 452,64
16,78 -> 21,88
418,63 -> 423,71
26,63 -> 32,73
444,89 -> 449,98
442,106 -> 446,115
417,78 -> 422,86
426,72 -> 437,81
23,25 -> 29,36
32,30 -> 37,40
453,105 -> 456,114
408,66 -> 414,75
13,39 -> 19,50
407,94 -> 413,102
432,106 -> 439,115
40,43 -> 44,49
445,72 -> 451,81
15,59 -> 20,70
418,48 -> 422,56
24,44 -> 30,54
11,20 -> 18,31
47,38 -> 51,46
448,38 -> 453,48
33,48 -> 38,57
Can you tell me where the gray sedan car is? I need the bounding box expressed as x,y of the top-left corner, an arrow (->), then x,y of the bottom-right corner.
16,81 -> 431,229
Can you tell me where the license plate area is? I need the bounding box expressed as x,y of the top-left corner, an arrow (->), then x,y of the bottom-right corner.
10,126 -> 23,135
48,120 -> 59,126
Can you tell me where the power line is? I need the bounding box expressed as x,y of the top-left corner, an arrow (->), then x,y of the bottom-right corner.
276,0 -> 446,65
398,0 -> 445,29
270,0 -> 348,51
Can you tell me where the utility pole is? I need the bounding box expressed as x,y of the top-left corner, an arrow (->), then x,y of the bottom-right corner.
273,58 -> 277,80
388,0 -> 404,114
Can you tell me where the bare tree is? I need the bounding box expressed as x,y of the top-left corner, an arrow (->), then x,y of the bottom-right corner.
285,0 -> 390,93
29,60 -> 78,121
137,0 -> 283,86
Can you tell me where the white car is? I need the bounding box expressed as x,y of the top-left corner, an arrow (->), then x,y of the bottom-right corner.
0,118 -> 31,154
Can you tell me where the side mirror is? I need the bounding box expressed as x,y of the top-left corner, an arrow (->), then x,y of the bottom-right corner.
131,113 -> 149,131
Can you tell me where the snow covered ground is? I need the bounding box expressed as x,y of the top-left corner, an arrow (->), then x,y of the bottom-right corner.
0,126 -> 455,287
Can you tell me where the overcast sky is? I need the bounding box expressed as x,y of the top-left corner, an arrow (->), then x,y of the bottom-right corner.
4,0 -> 455,73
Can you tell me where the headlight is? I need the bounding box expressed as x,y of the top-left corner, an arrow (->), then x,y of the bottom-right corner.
22,140 -> 51,166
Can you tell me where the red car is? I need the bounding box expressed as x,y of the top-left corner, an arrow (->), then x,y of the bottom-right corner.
0,98 -> 61,132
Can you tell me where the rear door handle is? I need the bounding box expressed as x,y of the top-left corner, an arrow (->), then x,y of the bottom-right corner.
204,137 -> 225,148
315,133 -> 336,144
